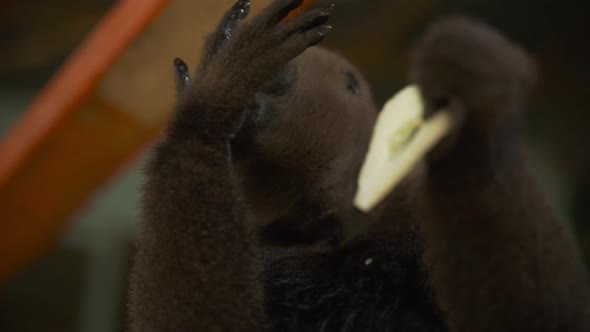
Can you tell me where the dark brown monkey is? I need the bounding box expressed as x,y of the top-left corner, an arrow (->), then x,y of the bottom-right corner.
129,0 -> 590,331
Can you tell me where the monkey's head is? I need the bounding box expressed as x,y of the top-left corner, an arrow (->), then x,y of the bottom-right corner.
232,47 -> 380,245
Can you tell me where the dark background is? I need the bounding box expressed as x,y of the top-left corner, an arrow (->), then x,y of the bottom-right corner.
0,0 -> 588,331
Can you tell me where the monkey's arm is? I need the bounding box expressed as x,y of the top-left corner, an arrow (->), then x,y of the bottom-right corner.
129,0 -> 333,330
129,123 -> 263,331
411,18 -> 590,332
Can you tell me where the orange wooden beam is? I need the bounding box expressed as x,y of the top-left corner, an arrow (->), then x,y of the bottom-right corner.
0,0 -> 170,188
0,0 -> 171,285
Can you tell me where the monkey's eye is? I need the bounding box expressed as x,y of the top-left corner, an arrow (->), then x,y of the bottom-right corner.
345,71 -> 360,95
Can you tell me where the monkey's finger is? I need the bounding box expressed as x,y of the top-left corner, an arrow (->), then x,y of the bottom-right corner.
263,0 -> 304,27
280,24 -> 332,53
224,0 -> 251,39
279,5 -> 334,38
230,0 -> 251,21
281,0 -> 317,24
305,25 -> 333,46
173,58 -> 191,94
200,0 -> 251,69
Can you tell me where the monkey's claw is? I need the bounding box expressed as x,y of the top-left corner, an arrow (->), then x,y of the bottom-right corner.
230,0 -> 251,21
173,57 -> 191,94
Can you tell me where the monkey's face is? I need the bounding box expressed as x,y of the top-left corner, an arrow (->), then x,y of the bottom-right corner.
233,47 -> 379,244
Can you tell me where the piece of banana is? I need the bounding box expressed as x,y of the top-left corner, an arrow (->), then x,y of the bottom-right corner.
354,85 -> 454,212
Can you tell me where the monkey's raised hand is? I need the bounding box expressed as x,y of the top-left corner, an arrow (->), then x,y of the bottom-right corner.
410,18 -> 535,171
170,0 -> 333,145
173,0 -> 251,93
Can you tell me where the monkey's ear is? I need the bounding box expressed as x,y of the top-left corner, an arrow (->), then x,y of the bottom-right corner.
173,57 -> 191,95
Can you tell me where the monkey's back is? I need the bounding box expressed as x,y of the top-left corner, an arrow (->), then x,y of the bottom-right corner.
263,230 -> 448,332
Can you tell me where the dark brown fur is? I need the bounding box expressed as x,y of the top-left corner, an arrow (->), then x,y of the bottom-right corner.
128,1 -> 590,331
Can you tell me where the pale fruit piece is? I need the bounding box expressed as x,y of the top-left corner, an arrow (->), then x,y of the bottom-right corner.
354,85 -> 454,212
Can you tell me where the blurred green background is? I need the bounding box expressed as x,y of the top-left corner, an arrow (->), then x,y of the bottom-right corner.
0,0 -> 588,331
